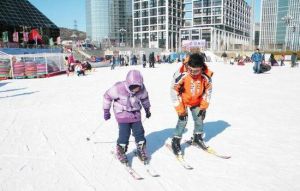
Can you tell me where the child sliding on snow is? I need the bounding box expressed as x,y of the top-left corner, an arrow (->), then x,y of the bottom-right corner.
170,53 -> 213,155
103,70 -> 151,163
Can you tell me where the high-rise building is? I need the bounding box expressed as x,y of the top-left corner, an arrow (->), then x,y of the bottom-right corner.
260,0 -> 300,51
254,23 -> 260,46
180,0 -> 251,51
132,0 -> 182,51
86,0 -> 132,47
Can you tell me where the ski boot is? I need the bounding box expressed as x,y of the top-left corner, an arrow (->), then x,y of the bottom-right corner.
116,144 -> 128,164
136,140 -> 148,161
192,133 -> 208,150
171,137 -> 182,156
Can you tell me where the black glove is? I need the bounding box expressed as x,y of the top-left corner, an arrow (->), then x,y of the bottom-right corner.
178,86 -> 185,94
145,108 -> 151,118
197,110 -> 206,120
178,113 -> 188,121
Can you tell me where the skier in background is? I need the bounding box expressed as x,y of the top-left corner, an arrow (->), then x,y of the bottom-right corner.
170,53 -> 213,156
103,70 -> 151,163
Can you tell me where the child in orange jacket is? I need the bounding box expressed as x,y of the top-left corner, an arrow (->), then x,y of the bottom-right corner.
170,53 -> 212,155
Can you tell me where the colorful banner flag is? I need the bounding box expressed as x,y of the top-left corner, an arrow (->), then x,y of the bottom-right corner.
23,32 -> 29,42
49,38 -> 54,46
56,36 -> 61,44
2,31 -> 8,42
13,32 -> 19,42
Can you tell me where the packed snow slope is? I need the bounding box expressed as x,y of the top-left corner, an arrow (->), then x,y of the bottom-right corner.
0,61 -> 300,191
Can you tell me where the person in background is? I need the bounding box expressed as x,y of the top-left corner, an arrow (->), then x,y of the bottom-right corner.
221,52 -> 228,64
291,52 -> 297,67
251,48 -> 263,73
280,54 -> 285,66
142,53 -> 147,68
230,57 -> 235,65
74,61 -> 85,76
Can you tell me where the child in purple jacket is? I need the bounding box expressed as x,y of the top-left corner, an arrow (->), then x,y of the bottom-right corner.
103,70 -> 151,163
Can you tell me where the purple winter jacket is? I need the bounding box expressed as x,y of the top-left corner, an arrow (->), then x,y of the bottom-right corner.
103,70 -> 151,123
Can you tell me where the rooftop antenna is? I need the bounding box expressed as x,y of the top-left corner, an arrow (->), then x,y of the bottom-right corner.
73,20 -> 78,31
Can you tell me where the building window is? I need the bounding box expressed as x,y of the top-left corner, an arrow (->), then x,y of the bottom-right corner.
158,0 -> 166,6
150,25 -> 157,30
213,16 -> 221,24
203,0 -> 211,7
158,25 -> 166,30
142,10 -> 148,17
134,3 -> 140,9
150,0 -> 157,7
183,19 -> 192,26
184,11 -> 192,19
194,1 -> 202,8
158,7 -> 166,15
150,9 -> 157,16
158,16 -> 166,24
212,0 -> 222,6
142,1 -> 148,8
181,30 -> 190,35
212,7 -> 221,15
194,18 -> 202,25
134,19 -> 141,26
192,29 -> 199,34
203,8 -> 211,16
150,32 -> 157,41
142,26 -> 149,31
142,18 -> 149,25
203,17 -> 211,24
150,17 -> 157,25
134,27 -> 141,32
183,3 -> 192,11
134,11 -> 140,18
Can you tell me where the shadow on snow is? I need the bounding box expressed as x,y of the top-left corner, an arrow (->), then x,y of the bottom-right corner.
145,120 -> 231,157
0,91 -> 39,99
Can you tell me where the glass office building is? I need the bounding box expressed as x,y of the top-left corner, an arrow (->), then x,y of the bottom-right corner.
180,0 -> 251,51
86,0 -> 132,47
260,0 -> 300,51
132,0 -> 183,51
0,0 -> 59,42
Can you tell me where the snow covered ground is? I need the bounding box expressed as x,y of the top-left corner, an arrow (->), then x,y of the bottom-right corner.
0,61 -> 300,191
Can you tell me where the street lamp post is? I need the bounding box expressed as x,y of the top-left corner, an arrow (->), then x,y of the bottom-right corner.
282,15 -> 294,51
119,28 -> 126,47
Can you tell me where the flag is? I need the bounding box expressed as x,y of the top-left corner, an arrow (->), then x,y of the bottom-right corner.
49,38 -> 54,46
56,36 -> 61,44
23,32 -> 29,42
2,31 -> 8,42
13,32 -> 19,42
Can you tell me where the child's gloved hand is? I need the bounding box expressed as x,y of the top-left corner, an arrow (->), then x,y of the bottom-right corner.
145,108 -> 151,118
197,110 -> 206,120
104,109 -> 111,120
178,113 -> 188,121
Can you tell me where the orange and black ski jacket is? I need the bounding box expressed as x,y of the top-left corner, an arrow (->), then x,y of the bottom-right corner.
170,63 -> 213,116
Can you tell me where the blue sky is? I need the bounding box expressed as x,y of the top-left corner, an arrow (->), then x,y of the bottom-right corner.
28,0 -> 86,31
28,0 -> 261,32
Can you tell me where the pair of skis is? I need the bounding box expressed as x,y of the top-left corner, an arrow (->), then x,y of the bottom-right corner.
111,151 -> 159,180
165,140 -> 231,170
